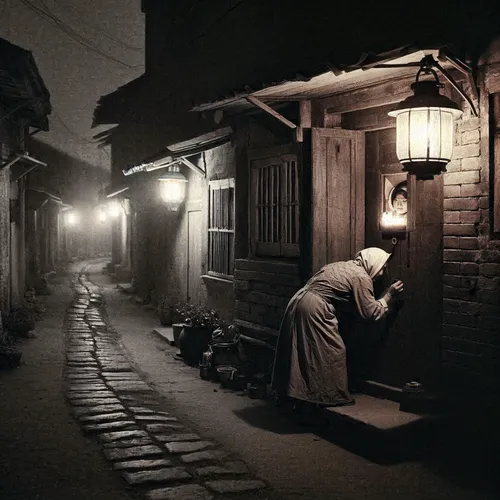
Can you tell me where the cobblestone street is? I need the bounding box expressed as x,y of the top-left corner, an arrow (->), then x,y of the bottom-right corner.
0,261 -> 498,500
63,270 -> 272,499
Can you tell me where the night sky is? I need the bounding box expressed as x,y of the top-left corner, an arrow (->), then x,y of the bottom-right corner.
0,0 -> 144,170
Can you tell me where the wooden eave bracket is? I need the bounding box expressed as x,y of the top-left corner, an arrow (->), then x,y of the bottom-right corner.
178,156 -> 206,178
245,95 -> 305,142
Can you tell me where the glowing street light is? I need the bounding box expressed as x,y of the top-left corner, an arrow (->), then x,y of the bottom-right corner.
388,58 -> 463,180
158,165 -> 188,212
107,200 -> 122,218
65,211 -> 79,226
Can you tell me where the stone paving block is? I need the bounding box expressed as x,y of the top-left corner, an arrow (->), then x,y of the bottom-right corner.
135,415 -> 177,422
128,406 -> 154,414
146,484 -> 213,500
107,381 -> 152,392
146,423 -> 184,433
113,458 -> 173,470
155,433 -> 200,443
80,412 -> 129,423
180,450 -> 228,464
84,420 -> 136,432
71,398 -> 121,406
103,437 -> 153,449
67,373 -> 99,379
121,467 -> 191,485
204,480 -> 266,494
69,384 -> 108,392
72,404 -> 125,416
165,441 -> 213,454
104,445 -> 164,461
196,461 -> 248,477
98,429 -> 148,442
100,365 -> 132,372
67,391 -> 115,399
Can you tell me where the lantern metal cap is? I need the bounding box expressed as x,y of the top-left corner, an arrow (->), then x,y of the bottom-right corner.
389,80 -> 463,117
158,164 -> 188,182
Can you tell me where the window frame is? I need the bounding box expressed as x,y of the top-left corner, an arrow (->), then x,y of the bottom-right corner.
249,150 -> 300,258
208,177 -> 235,279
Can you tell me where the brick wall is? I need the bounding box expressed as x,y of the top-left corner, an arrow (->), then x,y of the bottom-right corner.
234,259 -> 300,342
442,115 -> 500,402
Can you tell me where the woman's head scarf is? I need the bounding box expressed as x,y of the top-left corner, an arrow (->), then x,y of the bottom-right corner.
355,247 -> 392,279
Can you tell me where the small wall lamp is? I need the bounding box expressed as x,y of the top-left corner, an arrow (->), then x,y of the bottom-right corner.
158,164 -> 188,212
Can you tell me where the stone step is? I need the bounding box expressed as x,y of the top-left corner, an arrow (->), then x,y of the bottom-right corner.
152,327 -> 175,346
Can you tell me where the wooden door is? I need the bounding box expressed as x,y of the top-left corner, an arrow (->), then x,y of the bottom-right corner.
364,129 -> 443,390
311,128 -> 365,273
187,210 -> 203,303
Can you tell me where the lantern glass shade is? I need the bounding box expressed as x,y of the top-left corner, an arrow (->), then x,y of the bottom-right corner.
389,80 -> 463,179
107,200 -> 122,217
158,165 -> 187,211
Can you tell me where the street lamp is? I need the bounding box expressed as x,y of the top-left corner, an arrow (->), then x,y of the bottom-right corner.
158,165 -> 188,212
97,209 -> 107,223
107,200 -> 122,218
65,211 -> 79,226
388,60 -> 463,180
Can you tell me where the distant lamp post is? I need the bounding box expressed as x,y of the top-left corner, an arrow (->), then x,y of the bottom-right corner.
107,200 -> 122,218
158,165 -> 188,211
388,63 -> 463,180
66,211 -> 79,226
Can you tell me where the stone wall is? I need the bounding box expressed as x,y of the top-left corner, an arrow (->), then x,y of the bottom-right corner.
442,113 -> 500,402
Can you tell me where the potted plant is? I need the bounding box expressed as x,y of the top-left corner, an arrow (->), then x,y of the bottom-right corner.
175,303 -> 221,365
4,306 -> 36,338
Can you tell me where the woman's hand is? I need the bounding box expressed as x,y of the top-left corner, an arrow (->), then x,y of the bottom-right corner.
389,280 -> 404,296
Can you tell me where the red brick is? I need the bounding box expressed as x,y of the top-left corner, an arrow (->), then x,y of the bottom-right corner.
459,237 -> 479,250
460,184 -> 486,197
478,316 -> 500,332
477,290 -> 500,305
444,211 -> 460,223
443,275 -> 462,287
460,263 -> 479,275
444,185 -> 460,198
478,276 -> 500,291
443,171 -> 480,185
457,118 -> 479,132
453,143 -> 480,158
443,312 -> 477,327
443,237 -> 459,249
461,130 -> 480,145
460,157 -> 481,171
443,298 -> 480,314
443,285 -> 475,300
445,160 -> 461,173
442,324 -> 499,345
479,197 -> 489,209
460,211 -> 480,223
443,250 -> 479,262
443,224 -> 476,236
443,262 -> 460,274
480,263 -> 500,277
443,198 -> 479,211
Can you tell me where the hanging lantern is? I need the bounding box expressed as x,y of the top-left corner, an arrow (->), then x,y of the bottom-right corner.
158,165 -> 187,211
107,200 -> 122,218
388,67 -> 463,180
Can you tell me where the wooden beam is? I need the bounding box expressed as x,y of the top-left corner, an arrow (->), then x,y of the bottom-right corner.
299,100 -> 312,128
318,76 -> 415,115
179,157 -> 206,178
493,93 -> 500,233
246,96 -> 297,130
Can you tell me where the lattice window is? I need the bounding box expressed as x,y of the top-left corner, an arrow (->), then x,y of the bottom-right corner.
251,154 -> 299,257
208,178 -> 235,277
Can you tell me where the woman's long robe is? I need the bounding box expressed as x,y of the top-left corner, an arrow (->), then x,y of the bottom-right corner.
271,260 -> 388,406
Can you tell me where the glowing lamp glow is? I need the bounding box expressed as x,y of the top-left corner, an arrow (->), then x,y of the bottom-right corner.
388,72 -> 463,180
381,211 -> 406,230
97,210 -> 107,223
66,212 -> 79,226
158,165 -> 187,211
107,200 -> 122,218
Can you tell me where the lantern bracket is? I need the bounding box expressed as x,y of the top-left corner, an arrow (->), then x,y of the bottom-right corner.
374,55 -> 478,117
178,156 -> 206,178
